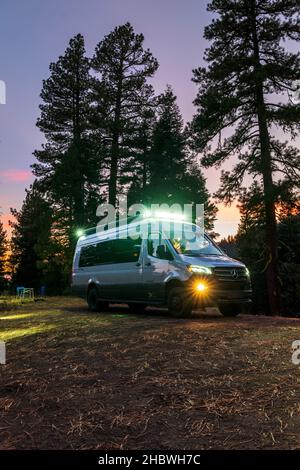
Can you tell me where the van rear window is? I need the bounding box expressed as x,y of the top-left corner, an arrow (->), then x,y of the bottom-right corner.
79,237 -> 141,267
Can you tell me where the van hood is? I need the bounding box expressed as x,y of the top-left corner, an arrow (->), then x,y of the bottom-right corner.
179,254 -> 245,268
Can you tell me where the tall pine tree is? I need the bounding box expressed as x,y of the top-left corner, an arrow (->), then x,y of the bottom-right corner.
236,182 -> 300,314
92,22 -> 158,206
147,86 -> 189,203
10,183 -> 69,293
145,86 -> 217,230
32,34 -> 99,248
191,0 -> 300,314
10,183 -> 51,289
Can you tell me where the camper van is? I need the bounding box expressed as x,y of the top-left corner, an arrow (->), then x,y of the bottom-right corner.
71,217 -> 252,317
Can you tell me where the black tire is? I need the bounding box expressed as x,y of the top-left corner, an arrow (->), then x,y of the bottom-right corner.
167,287 -> 193,318
87,288 -> 109,312
128,303 -> 147,314
218,304 -> 242,317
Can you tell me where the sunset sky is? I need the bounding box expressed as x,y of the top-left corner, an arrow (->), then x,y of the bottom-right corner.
0,0 -> 241,238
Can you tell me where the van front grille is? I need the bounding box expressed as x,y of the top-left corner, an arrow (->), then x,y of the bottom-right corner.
213,267 -> 248,282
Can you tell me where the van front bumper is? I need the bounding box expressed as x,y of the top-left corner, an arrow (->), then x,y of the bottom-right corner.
193,290 -> 252,307
212,289 -> 252,304
187,274 -> 252,306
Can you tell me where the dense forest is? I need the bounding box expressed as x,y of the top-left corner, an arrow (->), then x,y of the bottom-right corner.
1,0 -> 300,315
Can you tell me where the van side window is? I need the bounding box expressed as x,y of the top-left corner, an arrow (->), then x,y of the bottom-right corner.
79,241 -> 112,267
95,241 -> 112,265
147,234 -> 173,260
79,237 -> 142,267
79,244 -> 97,267
111,237 -> 142,263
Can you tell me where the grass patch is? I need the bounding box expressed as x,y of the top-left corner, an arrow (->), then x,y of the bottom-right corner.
0,297 -> 300,450
0,296 -> 35,312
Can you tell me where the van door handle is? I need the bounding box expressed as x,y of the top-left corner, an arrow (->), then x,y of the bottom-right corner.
145,261 -> 151,267
136,262 -> 141,267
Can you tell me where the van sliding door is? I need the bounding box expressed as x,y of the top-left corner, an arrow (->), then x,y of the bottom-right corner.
143,232 -> 172,301
107,236 -> 145,301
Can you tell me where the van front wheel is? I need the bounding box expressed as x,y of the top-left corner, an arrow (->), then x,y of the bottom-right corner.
218,304 -> 242,317
168,287 -> 193,318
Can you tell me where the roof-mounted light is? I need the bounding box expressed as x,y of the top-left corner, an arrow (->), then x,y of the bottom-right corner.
143,209 -> 186,222
76,229 -> 85,238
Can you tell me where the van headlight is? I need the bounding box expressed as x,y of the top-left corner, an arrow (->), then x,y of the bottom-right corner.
187,265 -> 213,275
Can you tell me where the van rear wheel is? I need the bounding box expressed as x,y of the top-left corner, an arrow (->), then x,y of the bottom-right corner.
168,287 -> 193,318
87,288 -> 109,313
218,304 -> 242,317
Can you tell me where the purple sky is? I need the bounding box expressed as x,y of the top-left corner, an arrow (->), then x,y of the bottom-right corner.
0,0 -> 240,237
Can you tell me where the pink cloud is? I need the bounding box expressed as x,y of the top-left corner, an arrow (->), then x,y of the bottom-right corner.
0,169 -> 32,182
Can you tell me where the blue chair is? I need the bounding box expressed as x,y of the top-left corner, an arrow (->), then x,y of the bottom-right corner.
16,287 -> 25,297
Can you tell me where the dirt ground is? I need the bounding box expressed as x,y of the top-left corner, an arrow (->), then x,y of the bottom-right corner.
0,297 -> 300,450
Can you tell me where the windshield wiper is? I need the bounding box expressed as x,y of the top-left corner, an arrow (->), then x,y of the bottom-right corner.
183,252 -> 223,257
201,253 -> 223,256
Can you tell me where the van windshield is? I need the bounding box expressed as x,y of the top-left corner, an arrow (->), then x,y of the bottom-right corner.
170,232 -> 223,257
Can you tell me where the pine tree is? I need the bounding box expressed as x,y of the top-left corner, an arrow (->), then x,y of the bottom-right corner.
191,0 -> 300,314
145,86 -> 217,229
92,22 -> 159,206
10,182 -> 69,293
125,107 -> 157,207
236,182 -> 300,314
124,100 -> 158,206
147,86 -> 189,203
32,34 -> 98,248
277,212 -> 300,314
218,234 -> 240,259
0,219 -> 7,292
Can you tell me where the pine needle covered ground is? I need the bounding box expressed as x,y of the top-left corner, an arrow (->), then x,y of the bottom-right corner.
0,297 -> 300,449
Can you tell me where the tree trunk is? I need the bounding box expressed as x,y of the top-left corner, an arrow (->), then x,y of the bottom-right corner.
256,86 -> 281,315
72,66 -> 85,236
250,0 -> 281,315
142,147 -> 148,190
108,73 -> 123,207
109,137 -> 119,207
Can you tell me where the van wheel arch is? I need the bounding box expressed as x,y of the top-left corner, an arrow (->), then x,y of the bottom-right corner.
86,284 -> 109,312
165,279 -> 184,301
87,282 -> 99,300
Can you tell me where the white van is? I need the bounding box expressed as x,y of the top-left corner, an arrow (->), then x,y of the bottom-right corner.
71,217 -> 252,317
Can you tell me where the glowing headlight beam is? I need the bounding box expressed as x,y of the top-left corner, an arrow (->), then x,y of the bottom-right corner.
195,282 -> 207,292
188,265 -> 213,275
